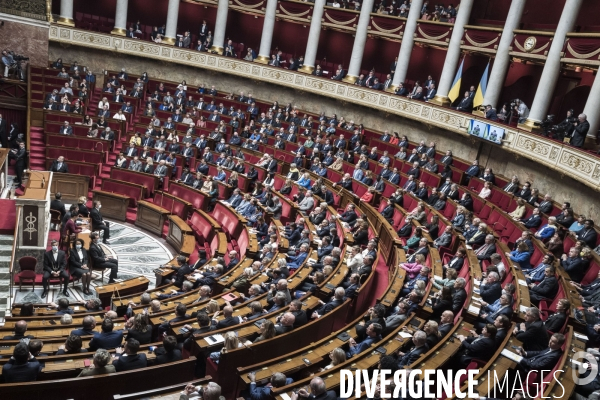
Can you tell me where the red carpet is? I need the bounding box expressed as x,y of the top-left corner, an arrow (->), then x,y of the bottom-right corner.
0,199 -> 16,234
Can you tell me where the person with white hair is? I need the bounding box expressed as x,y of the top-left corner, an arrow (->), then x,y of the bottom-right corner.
571,113 -> 589,148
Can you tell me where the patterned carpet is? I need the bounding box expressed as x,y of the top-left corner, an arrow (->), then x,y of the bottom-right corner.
11,220 -> 174,307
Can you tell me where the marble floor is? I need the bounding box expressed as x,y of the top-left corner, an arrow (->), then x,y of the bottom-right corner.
10,220 -> 175,309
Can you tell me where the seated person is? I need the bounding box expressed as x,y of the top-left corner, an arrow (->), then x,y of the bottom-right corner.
312,287 -> 346,319
56,334 -> 86,354
112,338 -> 148,372
2,342 -> 42,382
516,333 -> 565,373
528,266 -> 559,306
247,372 -> 293,400
88,318 -> 124,351
455,323 -> 497,368
152,335 -> 182,365
79,348 -> 116,376
397,330 -> 429,367
346,323 -> 383,357
3,320 -> 34,340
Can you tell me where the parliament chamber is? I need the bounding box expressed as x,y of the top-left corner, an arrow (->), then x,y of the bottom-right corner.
1,0 -> 600,399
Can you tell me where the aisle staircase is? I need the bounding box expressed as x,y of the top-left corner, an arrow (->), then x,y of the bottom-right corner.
0,234 -> 15,320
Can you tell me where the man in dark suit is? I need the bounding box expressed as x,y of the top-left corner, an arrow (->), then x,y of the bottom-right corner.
456,91 -> 473,112
153,335 -> 182,365
479,272 -> 502,304
42,239 -> 68,298
9,140 -> 27,185
289,300 -> 308,328
312,287 -> 345,318
339,204 -> 358,226
274,312 -> 295,335
1,342 -> 42,383
89,232 -> 119,283
452,278 -> 468,315
484,105 -> 498,121
424,83 -> 437,101
520,208 -> 542,229
50,192 -> 67,221
70,315 -> 97,337
571,113 -> 589,148
112,338 -> 148,372
88,318 -> 124,351
517,333 -> 564,372
395,83 -> 408,96
90,200 -> 110,244
456,324 -> 497,367
290,377 -> 337,400
528,266 -> 558,305
474,234 -> 496,262
163,255 -> 191,288
50,156 -> 69,173
513,307 -> 549,351
210,305 -> 241,330
397,330 -> 429,367
2,320 -> 34,340
438,311 -> 455,338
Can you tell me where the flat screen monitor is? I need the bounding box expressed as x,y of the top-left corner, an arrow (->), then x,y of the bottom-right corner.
468,119 -> 504,145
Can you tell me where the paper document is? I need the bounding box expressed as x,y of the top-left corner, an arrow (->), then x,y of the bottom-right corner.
281,393 -> 292,400
519,305 -> 529,313
471,296 -> 482,303
501,349 -> 523,363
205,334 -> 225,345
468,305 -> 480,314
518,279 -> 528,286
574,332 -> 589,341
398,331 -> 413,338
434,275 -> 443,281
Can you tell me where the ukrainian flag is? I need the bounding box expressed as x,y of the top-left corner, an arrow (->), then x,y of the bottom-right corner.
473,61 -> 490,108
448,58 -> 464,103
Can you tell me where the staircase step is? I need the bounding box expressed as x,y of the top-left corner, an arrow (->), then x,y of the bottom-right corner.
0,245 -> 12,252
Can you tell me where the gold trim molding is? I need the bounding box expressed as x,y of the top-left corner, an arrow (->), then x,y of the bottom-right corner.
47,25 -> 600,192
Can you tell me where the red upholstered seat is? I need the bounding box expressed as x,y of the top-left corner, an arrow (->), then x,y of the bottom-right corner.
111,169 -> 156,197
15,256 -> 37,291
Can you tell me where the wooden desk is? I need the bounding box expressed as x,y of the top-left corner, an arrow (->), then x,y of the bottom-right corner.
135,200 -> 171,236
49,172 -> 90,203
92,190 -> 129,221
167,215 -> 195,255
95,276 -> 150,308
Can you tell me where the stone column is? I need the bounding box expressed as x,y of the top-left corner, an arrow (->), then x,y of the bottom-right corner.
520,0 -> 583,131
163,0 -> 181,45
478,0 -> 526,111
582,75 -> 600,144
58,0 -> 74,26
388,0 -> 424,92
111,0 -> 129,36
428,0 -> 475,106
299,0 -> 326,73
210,0 -> 230,55
342,0 -> 376,84
255,0 -> 279,64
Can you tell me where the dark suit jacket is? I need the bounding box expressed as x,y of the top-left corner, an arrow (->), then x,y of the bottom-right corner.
152,348 -> 182,365
90,207 -> 105,229
89,242 -> 109,265
211,316 -> 240,330
530,276 -> 558,301
43,250 -> 67,274
398,344 -> 429,367
516,320 -> 549,351
50,199 -> 67,217
544,312 -> 566,333
68,248 -> 89,270
480,282 -> 502,304
452,288 -> 467,314
50,161 -> 69,173
2,359 -> 42,382
316,298 -> 343,316
88,330 -> 124,351
520,348 -> 561,371
460,336 -> 496,363
112,353 -> 148,372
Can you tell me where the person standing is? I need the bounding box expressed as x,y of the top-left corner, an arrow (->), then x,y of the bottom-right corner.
90,201 -> 110,244
9,140 -> 26,186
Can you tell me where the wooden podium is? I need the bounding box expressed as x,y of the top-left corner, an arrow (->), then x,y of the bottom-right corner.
16,170 -> 52,249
